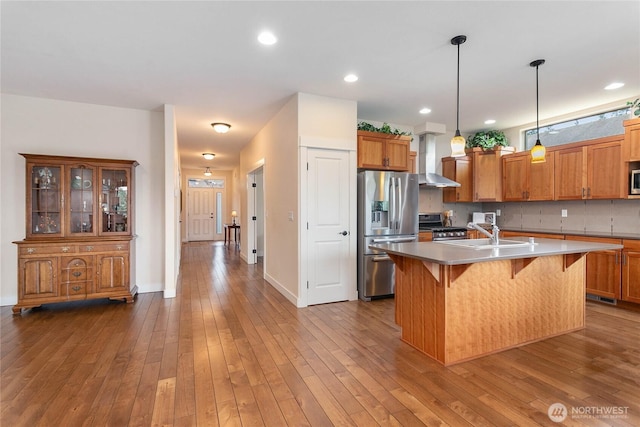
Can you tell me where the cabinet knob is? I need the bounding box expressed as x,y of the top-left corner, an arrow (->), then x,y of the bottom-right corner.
72,286 -> 81,292
62,246 -> 70,253
72,271 -> 82,277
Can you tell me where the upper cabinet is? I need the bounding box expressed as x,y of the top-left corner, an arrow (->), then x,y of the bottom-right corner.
503,151 -> 554,201
23,154 -> 138,239
442,155 -> 473,202
554,136 -> 625,200
624,117 -> 640,161
470,146 -> 514,202
357,131 -> 411,171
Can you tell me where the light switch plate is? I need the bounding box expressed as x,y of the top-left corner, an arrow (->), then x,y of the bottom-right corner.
561,209 -> 568,217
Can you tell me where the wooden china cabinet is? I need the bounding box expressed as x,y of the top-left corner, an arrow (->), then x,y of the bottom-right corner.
13,154 -> 138,314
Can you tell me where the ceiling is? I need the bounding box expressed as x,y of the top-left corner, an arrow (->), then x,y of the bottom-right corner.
3,1 -> 639,171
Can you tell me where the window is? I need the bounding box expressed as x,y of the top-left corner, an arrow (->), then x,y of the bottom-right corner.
187,178 -> 225,188
524,107 -> 629,150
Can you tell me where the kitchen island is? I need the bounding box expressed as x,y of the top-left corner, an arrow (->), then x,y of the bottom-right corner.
372,237 -> 623,366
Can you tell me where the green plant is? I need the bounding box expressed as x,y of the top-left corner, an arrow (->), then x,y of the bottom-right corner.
357,121 -> 412,136
627,98 -> 640,117
467,130 -> 508,149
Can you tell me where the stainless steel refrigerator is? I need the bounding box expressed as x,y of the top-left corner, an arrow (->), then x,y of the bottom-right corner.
357,171 -> 419,300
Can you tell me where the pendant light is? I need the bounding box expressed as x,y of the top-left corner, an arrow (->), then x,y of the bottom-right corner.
204,167 -> 212,176
450,35 -> 467,157
530,59 -> 546,163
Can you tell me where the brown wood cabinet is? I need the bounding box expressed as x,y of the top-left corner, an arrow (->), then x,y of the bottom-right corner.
13,154 -> 138,314
554,136 -> 626,200
622,239 -> 640,304
442,155 -> 473,202
418,232 -> 432,242
502,151 -> 554,201
565,235 -> 622,299
624,117 -> 640,161
357,131 -> 411,171
470,147 -> 514,202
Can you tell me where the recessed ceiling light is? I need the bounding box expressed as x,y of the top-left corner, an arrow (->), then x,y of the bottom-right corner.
419,108 -> 431,114
484,119 -> 496,125
604,82 -> 624,90
202,153 -> 215,160
258,31 -> 277,45
344,74 -> 358,83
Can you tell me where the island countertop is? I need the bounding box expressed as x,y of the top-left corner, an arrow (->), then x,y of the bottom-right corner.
370,236 -> 623,265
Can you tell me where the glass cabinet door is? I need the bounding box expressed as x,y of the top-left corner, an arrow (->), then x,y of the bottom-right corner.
68,167 -> 95,235
99,168 -> 130,234
30,165 -> 62,235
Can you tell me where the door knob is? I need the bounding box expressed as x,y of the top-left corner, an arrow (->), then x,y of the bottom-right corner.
338,231 -> 348,236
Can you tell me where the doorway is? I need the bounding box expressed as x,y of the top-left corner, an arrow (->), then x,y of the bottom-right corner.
246,165 -> 264,265
186,176 -> 226,241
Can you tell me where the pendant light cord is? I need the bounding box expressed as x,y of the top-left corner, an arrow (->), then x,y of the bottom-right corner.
456,43 -> 460,133
536,64 -> 540,142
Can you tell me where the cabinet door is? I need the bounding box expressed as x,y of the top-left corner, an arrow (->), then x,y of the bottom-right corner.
587,141 -> 623,199
99,168 -> 132,235
473,151 -> 501,201
95,254 -> 129,292
385,139 -> 410,171
68,165 -> 97,236
528,153 -> 554,201
19,258 -> 58,299
555,147 -> 586,200
357,136 -> 386,169
443,157 -> 472,202
503,156 -> 528,201
28,164 -> 63,238
566,236 -> 621,299
621,240 -> 640,303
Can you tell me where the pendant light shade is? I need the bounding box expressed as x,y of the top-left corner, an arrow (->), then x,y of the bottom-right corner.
530,59 -> 546,164
450,35 -> 467,157
204,167 -> 212,176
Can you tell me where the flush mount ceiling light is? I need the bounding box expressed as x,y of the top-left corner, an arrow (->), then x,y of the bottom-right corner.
204,167 -> 212,177
258,31 -> 277,45
530,59 -> 547,164
211,122 -> 231,133
450,35 -> 467,157
484,119 -> 496,125
604,82 -> 624,90
419,108 -> 432,115
202,153 -> 215,160
344,74 -> 358,83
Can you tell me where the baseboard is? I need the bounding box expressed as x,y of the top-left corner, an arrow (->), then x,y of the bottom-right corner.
264,272 -> 298,306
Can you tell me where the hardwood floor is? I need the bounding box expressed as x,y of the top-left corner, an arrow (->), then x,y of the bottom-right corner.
2,241 -> 639,426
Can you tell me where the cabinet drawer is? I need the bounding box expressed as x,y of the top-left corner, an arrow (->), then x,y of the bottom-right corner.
78,242 -> 129,253
60,282 -> 89,297
61,256 -> 93,282
19,245 -> 77,255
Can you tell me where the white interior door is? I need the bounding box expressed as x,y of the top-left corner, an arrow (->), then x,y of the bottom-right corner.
187,187 -> 215,241
306,148 -> 351,305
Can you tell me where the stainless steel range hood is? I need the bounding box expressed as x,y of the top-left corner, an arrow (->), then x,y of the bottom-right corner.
418,133 -> 461,187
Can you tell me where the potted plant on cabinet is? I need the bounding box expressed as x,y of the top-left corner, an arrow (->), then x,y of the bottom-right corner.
627,98 -> 640,118
466,130 -> 509,151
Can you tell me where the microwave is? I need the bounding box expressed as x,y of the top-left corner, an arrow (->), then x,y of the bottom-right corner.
632,169 -> 640,195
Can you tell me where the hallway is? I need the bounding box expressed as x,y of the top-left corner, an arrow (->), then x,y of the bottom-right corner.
1,241 -> 639,426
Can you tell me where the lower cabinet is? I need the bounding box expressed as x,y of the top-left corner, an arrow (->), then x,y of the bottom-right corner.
565,236 -> 622,299
13,240 -> 136,313
622,239 -> 640,304
418,232 -> 432,242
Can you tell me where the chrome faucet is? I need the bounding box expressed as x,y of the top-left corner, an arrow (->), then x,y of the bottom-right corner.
467,222 -> 500,246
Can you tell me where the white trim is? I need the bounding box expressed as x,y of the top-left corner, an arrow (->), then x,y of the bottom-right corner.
264,272 -> 299,307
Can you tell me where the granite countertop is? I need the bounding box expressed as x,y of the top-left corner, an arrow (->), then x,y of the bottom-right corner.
370,236 -> 623,266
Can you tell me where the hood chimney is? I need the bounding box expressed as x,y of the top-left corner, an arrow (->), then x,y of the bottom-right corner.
415,122 -> 460,187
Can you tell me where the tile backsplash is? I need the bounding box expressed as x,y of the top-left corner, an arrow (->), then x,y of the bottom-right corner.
484,199 -> 640,236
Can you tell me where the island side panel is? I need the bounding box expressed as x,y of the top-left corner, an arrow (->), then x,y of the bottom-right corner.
393,254 -> 440,360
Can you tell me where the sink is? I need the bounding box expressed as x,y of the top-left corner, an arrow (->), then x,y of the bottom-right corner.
438,238 -> 532,250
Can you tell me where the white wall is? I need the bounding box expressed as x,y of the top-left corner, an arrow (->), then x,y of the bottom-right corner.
0,94 -> 166,306
240,94 -> 299,302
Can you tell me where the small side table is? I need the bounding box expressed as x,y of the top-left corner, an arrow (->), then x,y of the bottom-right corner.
224,224 -> 240,247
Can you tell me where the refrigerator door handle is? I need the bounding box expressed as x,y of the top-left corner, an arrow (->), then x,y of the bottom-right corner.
389,176 -> 395,232
396,176 -> 402,233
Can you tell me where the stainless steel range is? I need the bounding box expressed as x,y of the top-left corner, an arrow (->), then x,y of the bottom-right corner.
419,212 -> 468,241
